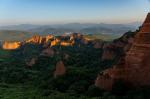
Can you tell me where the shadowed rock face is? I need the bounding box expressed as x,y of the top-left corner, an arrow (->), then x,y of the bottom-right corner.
102,45 -> 115,60
2,41 -> 21,50
40,48 -> 55,57
95,13 -> 150,90
54,61 -> 66,78
101,33 -> 134,61
93,40 -> 103,49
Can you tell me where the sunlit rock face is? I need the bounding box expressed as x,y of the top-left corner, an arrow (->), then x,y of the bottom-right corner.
1,33 -> 86,50
54,61 -> 66,78
60,41 -> 74,46
50,38 -> 60,47
51,33 -> 82,47
2,41 -> 21,50
95,13 -> 150,90
26,35 -> 43,44
26,35 -> 54,44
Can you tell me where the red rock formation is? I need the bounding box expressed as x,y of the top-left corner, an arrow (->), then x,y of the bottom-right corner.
40,48 -> 55,57
54,61 -> 66,78
26,35 -> 54,44
51,38 -> 60,47
60,41 -> 74,46
2,41 -> 21,50
26,35 -> 43,44
95,13 -> 150,90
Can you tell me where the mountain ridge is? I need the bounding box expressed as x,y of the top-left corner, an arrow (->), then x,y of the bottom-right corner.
0,22 -> 140,34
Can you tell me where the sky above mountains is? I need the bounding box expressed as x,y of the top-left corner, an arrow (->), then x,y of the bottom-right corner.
0,0 -> 150,25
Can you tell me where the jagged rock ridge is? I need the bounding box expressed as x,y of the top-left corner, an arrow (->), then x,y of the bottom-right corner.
1,33 -> 99,50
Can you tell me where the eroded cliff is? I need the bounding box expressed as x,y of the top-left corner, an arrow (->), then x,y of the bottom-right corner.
95,13 -> 150,90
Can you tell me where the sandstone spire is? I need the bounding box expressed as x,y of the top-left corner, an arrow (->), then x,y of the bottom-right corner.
54,61 -> 66,78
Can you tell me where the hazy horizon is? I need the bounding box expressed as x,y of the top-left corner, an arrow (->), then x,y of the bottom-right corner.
0,0 -> 150,26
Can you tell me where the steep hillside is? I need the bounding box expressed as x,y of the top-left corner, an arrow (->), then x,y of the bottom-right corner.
84,34 -> 120,41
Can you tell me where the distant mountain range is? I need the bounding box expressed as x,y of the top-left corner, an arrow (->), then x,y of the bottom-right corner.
0,22 -> 142,41
0,22 -> 141,34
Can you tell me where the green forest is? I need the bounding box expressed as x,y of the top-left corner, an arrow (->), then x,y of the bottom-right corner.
0,32 -> 150,99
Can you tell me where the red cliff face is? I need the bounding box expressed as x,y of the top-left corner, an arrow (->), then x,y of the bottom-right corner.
54,61 -> 66,78
95,13 -> 150,90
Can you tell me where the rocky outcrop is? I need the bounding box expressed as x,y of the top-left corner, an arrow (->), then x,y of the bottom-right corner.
54,61 -> 66,78
26,35 -> 43,44
95,13 -> 150,90
40,48 -> 55,57
60,41 -> 74,46
26,35 -> 53,44
50,39 -> 59,47
2,41 -> 21,50
1,33 -> 93,50
45,35 -> 54,42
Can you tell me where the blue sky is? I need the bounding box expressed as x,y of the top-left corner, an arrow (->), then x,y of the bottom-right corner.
0,0 -> 150,25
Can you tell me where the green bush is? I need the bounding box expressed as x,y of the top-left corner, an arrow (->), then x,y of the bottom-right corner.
87,85 -> 104,97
